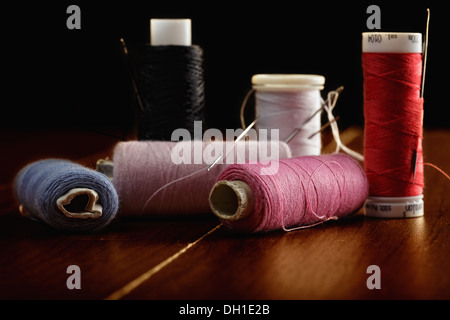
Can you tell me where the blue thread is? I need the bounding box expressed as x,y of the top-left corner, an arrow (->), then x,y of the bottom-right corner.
14,159 -> 119,231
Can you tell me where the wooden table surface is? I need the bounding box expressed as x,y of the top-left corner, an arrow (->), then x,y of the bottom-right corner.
0,127 -> 449,301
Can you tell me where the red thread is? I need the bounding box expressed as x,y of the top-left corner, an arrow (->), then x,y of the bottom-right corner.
362,53 -> 424,197
424,163 -> 450,181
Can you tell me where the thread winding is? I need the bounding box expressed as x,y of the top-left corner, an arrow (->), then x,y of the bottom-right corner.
255,90 -> 322,157
362,52 -> 424,197
210,153 -> 368,233
137,45 -> 205,140
113,140 -> 292,216
14,159 -> 119,231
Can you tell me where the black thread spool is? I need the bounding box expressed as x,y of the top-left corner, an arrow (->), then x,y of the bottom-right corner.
137,19 -> 205,140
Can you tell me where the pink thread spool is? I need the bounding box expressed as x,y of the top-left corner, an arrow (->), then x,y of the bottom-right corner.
209,153 -> 368,233
113,140 -> 292,215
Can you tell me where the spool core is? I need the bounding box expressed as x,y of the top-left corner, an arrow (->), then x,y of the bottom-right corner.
56,188 -> 103,219
209,180 -> 254,221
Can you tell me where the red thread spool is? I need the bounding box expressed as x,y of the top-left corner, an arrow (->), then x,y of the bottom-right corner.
362,32 -> 424,218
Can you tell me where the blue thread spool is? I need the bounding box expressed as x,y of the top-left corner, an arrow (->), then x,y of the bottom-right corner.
14,159 -> 119,231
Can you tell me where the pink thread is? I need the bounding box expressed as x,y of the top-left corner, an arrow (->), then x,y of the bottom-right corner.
216,153 -> 368,233
113,140 -> 292,215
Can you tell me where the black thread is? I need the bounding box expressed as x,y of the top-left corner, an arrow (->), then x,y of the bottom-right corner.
137,45 -> 205,140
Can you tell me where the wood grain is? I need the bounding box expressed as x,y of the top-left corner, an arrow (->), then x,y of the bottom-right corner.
0,128 -> 449,300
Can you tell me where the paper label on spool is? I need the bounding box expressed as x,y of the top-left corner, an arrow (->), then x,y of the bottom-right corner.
362,32 -> 422,53
364,195 -> 424,218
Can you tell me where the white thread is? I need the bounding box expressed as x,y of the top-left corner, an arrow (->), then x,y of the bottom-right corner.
105,224 -> 222,300
322,89 -> 364,161
255,90 -> 322,157
241,82 -> 364,162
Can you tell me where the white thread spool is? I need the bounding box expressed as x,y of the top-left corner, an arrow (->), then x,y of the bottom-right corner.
252,74 -> 325,157
362,32 -> 424,219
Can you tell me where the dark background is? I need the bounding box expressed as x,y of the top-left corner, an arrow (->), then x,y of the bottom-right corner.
2,1 -> 447,133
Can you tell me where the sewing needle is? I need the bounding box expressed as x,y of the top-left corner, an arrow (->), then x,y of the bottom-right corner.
284,86 -> 344,144
413,9 -> 430,181
120,38 -> 145,111
207,119 -> 257,171
307,116 -> 340,140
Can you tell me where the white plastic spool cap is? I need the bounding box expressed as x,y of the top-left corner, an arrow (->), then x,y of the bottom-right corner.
252,74 -> 325,92
362,32 -> 422,53
362,31 -> 424,218
150,19 -> 192,46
